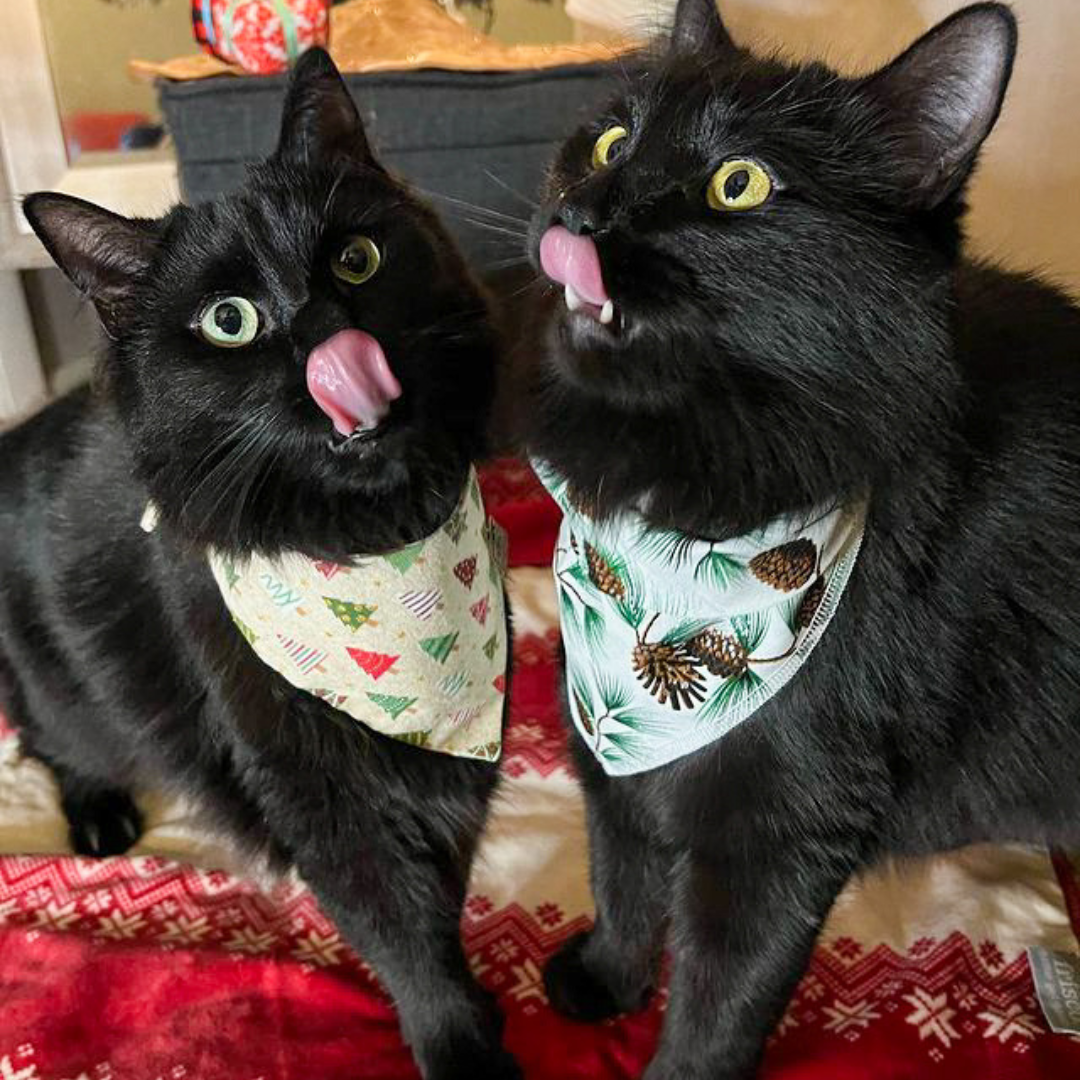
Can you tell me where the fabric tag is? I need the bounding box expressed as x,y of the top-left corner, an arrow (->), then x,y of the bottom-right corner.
1029,946 -> 1080,1035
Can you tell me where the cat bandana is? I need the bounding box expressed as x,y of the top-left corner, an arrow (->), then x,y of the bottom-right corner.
143,469 -> 507,762
535,463 -> 866,776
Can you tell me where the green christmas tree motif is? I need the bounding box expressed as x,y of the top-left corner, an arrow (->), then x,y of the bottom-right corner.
221,557 -> 241,591
470,477 -> 482,510
420,631 -> 459,665
230,613 -> 257,645
439,670 -> 471,698
322,596 -> 377,631
442,509 -> 468,544
382,541 -> 425,575
346,648 -> 399,681
366,692 -> 418,721
482,633 -> 499,662
393,729 -> 431,748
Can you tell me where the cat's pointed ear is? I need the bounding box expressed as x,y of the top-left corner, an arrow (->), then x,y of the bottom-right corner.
23,193 -> 159,338
670,0 -> 736,56
275,46 -> 378,168
863,3 -> 1017,208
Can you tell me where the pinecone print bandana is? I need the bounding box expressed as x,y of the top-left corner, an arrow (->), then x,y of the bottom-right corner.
534,462 -> 866,776
200,468 -> 507,761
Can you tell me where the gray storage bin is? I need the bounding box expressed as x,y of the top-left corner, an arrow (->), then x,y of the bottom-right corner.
157,64 -> 620,272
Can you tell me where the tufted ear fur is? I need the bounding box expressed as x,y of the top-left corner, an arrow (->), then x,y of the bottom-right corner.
862,3 -> 1017,208
23,192 -> 160,339
670,0 -> 737,56
275,46 -> 379,169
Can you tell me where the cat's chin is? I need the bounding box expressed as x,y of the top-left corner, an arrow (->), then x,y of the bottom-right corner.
547,304 -> 626,384
546,309 -> 692,416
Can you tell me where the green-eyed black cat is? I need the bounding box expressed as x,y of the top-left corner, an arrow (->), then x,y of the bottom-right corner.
1,49 -> 519,1080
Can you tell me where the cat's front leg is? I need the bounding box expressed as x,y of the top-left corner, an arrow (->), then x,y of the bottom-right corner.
545,754 -> 673,1020
251,741 -> 520,1080
641,836 -> 858,1080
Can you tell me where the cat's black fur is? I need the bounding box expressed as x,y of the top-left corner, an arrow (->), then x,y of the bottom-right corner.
1,49 -> 519,1080
519,3 -> 1080,1077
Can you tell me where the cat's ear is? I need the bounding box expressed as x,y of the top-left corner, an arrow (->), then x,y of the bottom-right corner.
275,46 -> 378,168
23,193 -> 159,338
863,3 -> 1017,208
670,0 -> 737,56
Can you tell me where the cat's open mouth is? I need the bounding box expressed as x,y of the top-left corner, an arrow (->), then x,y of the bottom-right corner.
327,421 -> 390,455
539,226 -> 619,332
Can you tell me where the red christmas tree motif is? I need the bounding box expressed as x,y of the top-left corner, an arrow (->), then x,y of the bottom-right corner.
470,594 -> 490,626
454,556 -> 478,590
312,560 -> 346,581
492,673 -> 507,694
346,648 -> 399,681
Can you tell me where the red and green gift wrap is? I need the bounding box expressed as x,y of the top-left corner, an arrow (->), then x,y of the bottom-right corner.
192,0 -> 330,74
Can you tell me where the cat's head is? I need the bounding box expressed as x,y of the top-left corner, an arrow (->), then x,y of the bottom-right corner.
25,49 -> 496,558
525,1 -> 1017,535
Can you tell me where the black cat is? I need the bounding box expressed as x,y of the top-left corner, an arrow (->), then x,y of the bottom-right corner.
518,2 -> 1080,1078
1,50 -> 520,1080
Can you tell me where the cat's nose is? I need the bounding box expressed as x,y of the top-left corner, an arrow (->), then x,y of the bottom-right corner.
557,202 -> 601,237
291,297 -> 349,360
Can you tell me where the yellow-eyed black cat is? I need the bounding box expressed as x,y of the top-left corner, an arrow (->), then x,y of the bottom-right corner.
519,3 -> 1080,1078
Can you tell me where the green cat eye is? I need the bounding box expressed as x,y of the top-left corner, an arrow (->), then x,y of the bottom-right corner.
592,125 -> 628,170
707,159 -> 773,212
198,296 -> 260,349
332,234 -> 381,285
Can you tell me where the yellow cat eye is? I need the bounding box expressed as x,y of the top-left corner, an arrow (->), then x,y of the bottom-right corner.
592,125 -> 629,170
707,160 -> 773,212
198,296 -> 259,349
332,234 -> 381,285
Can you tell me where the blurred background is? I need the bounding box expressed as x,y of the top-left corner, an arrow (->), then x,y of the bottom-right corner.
1,0 -> 1078,424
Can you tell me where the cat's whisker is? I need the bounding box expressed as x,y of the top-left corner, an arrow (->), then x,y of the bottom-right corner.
413,188 -> 530,229
187,405 -> 269,476
229,420 -> 291,539
481,170 -> 539,212
182,406 -> 279,525
482,256 -> 533,271
198,413 -> 285,533
462,219 -> 531,242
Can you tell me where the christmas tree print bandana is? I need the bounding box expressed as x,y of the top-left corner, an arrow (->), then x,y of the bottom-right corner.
174,468 -> 504,761
534,462 -> 866,776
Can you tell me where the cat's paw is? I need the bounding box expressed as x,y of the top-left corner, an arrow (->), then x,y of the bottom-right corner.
65,787 -> 143,857
544,930 -> 653,1023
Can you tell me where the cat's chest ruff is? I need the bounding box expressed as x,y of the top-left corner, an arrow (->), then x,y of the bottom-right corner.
145,469 -> 508,762
534,462 -> 866,776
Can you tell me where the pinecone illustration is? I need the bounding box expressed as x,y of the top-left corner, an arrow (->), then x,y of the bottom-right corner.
749,539 -> 817,592
686,629 -> 749,678
585,542 -> 625,600
574,691 -> 595,736
796,576 -> 826,631
632,641 -> 707,711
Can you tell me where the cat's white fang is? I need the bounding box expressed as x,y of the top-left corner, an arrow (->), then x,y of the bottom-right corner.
564,283 -> 585,313
600,300 -> 615,325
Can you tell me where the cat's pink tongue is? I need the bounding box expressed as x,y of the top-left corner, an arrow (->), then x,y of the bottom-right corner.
539,226 -> 610,306
306,329 -> 402,438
